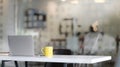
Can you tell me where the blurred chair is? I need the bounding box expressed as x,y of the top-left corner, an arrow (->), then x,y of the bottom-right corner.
1,61 -> 18,67
44,49 -> 73,67
1,61 -> 28,67
53,49 -> 72,55
0,52 -> 19,67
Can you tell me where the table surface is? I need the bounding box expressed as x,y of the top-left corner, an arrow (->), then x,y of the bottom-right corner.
0,55 -> 111,64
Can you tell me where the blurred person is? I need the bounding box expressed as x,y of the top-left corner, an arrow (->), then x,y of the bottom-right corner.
83,21 -> 102,55
83,21 -> 116,67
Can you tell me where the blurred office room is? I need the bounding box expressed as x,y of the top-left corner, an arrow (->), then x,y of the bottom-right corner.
0,0 -> 120,67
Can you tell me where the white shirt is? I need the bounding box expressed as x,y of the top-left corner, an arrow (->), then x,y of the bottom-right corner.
83,32 -> 116,57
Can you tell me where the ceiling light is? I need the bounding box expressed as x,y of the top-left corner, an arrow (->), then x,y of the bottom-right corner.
94,0 -> 105,3
70,0 -> 79,4
61,0 -> 66,2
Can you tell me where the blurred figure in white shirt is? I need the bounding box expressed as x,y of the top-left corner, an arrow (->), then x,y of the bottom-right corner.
83,21 -> 116,67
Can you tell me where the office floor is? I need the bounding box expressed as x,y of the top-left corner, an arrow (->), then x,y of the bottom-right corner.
28,62 -> 44,67
27,62 -> 115,67
0,62 -> 44,67
0,61 -> 115,67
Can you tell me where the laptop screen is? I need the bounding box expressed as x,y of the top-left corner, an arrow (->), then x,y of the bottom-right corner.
8,35 -> 35,56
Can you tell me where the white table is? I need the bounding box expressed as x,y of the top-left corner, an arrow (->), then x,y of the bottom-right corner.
0,55 -> 111,64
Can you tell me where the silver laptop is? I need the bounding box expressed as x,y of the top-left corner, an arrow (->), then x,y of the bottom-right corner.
8,35 -> 35,56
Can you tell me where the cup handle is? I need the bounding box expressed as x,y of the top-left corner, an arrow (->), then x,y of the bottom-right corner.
41,48 -> 44,55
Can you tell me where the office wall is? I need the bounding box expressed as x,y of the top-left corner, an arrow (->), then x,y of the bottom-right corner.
15,0 -> 120,52
17,0 -> 120,38
29,0 -> 120,37
0,0 -> 15,52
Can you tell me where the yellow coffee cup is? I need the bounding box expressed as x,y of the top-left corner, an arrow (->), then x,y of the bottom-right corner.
41,46 -> 53,58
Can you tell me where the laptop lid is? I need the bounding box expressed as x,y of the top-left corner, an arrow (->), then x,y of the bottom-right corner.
8,35 -> 35,56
